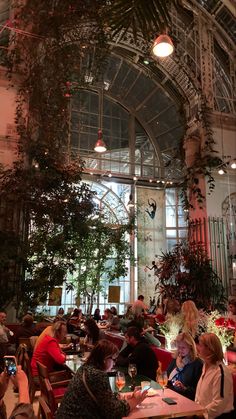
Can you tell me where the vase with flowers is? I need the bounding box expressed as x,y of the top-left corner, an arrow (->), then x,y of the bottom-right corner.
159,314 -> 182,350
205,310 -> 235,363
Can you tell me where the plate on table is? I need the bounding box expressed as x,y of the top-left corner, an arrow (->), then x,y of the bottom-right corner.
147,388 -> 159,397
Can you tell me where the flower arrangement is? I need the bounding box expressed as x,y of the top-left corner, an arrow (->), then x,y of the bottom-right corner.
205,310 -> 235,350
160,314 -> 182,350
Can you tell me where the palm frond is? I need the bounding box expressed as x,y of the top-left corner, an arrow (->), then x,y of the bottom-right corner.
105,0 -> 180,41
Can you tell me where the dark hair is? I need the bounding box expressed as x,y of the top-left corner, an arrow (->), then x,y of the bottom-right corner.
22,314 -> 34,327
127,319 -> 143,332
110,306 -> 117,315
86,339 -> 119,370
138,295 -> 144,301
125,326 -> 142,340
71,308 -> 81,317
94,308 -> 100,314
84,318 -> 100,344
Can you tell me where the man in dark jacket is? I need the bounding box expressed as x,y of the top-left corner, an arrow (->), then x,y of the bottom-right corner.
117,326 -> 158,381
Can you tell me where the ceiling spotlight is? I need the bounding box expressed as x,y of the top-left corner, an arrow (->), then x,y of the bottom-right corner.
152,34 -> 174,58
230,161 -> 236,169
143,58 -> 150,65
149,179 -> 153,183
218,168 -> 225,175
108,173 -> 112,177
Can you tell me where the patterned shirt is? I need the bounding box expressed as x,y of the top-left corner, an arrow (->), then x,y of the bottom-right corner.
56,364 -> 130,419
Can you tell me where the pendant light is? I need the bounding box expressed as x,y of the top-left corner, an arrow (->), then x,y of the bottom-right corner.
127,194 -> 135,209
94,87 -> 107,153
152,34 -> 174,58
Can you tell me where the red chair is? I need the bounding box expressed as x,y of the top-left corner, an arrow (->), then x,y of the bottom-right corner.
151,346 -> 173,372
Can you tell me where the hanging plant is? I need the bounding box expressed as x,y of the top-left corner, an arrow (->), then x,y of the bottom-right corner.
178,95 -> 224,212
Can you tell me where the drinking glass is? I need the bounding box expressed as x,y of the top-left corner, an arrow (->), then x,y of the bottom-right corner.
158,371 -> 168,394
115,371 -> 126,393
128,363 -> 137,390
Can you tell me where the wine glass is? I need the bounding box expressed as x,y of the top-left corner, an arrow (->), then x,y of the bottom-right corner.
128,363 -> 137,390
115,371 -> 126,393
158,371 -> 168,394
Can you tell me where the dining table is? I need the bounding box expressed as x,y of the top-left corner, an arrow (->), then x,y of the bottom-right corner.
123,387 -> 206,419
65,355 -> 206,418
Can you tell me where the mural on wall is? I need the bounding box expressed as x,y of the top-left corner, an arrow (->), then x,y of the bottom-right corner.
222,192 -> 236,292
136,187 -> 166,303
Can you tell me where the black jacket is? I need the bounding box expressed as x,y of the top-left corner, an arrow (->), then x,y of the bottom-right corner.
117,338 -> 158,381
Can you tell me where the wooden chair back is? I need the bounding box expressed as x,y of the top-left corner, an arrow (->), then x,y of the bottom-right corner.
39,377 -> 58,416
16,343 -> 40,402
38,396 -> 54,419
36,361 -> 72,386
18,337 -> 33,352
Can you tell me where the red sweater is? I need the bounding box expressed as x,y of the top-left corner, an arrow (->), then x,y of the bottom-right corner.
31,334 -> 66,376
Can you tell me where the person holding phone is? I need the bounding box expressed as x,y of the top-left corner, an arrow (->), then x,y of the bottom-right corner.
0,365 -> 35,419
56,339 -> 148,419
167,332 -> 203,400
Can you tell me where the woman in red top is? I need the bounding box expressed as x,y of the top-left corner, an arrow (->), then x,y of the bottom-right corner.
31,321 -> 67,376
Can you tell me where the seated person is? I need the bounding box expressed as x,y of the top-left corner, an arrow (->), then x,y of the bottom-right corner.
67,308 -> 83,334
14,314 -> 39,349
196,333 -> 234,419
103,309 -> 120,331
167,332 -> 203,400
84,318 -> 105,348
31,321 -> 67,376
0,311 -> 15,371
56,339 -> 148,419
120,305 -> 135,333
127,318 -> 161,347
228,297 -> 236,323
117,326 -> 158,381
93,308 -> 101,322
55,307 -> 67,322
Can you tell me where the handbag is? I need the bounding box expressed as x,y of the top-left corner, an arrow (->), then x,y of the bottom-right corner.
82,370 -> 103,418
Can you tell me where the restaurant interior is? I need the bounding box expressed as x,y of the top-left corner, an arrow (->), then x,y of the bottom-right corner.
0,1 -> 236,418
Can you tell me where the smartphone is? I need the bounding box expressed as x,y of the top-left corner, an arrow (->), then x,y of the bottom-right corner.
162,397 -> 177,405
3,356 -> 17,376
141,385 -> 151,393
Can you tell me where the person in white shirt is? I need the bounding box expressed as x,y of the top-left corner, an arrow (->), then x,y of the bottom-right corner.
195,333 -> 234,419
132,295 -> 147,316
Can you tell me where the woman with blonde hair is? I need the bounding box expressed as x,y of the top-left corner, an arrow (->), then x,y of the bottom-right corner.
181,300 -> 200,338
167,332 -> 203,400
195,333 -> 234,419
31,321 -> 67,376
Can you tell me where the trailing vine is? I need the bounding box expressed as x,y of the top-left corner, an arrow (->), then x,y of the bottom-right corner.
179,95 -> 224,212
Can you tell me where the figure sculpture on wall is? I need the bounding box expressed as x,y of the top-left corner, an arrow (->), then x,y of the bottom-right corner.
146,260 -> 159,276
145,198 -> 157,219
